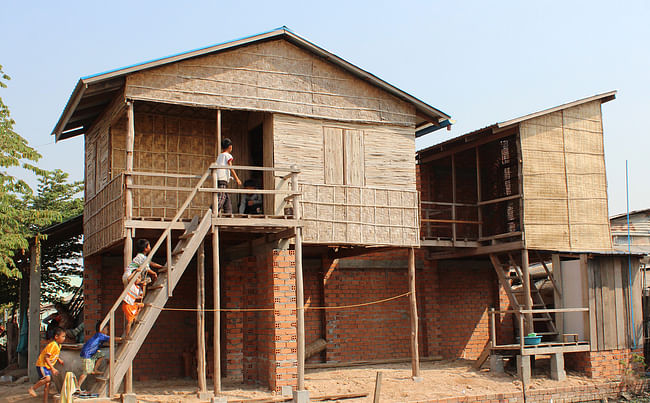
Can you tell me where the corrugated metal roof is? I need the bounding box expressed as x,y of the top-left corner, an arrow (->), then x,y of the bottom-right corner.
53,27 -> 451,141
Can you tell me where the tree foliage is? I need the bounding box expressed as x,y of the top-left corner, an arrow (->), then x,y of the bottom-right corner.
0,65 -> 59,277
0,65 -> 84,305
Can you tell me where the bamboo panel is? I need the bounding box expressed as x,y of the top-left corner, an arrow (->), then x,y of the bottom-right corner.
522,173 -> 567,198
524,223 -> 570,250
519,124 -> 564,152
520,149 -> 566,175
564,153 -> 606,175
566,174 -> 607,199
570,224 -> 612,250
568,199 -> 609,224
83,175 -> 124,257
126,39 -> 415,126
364,128 -> 415,188
300,183 -> 419,247
563,100 -> 601,120
564,129 -> 604,155
523,199 -> 568,224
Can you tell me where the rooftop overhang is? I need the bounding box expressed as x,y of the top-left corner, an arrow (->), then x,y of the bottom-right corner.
53,27 -> 451,141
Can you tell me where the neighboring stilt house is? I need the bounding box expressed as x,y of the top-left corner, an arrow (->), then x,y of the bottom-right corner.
417,92 -> 644,382
50,28 -> 451,397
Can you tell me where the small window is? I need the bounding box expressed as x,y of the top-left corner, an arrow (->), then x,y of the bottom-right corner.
323,127 -> 364,186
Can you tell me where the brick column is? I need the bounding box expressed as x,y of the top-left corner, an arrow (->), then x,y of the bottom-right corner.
224,260 -> 244,380
83,255 -> 103,338
267,249 -> 298,392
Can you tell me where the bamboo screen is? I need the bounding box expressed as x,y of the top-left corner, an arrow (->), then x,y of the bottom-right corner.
111,110 -> 217,220
520,100 -> 612,251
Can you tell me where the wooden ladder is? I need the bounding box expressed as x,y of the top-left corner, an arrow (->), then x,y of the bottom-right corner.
91,209 -> 212,395
489,253 -> 558,338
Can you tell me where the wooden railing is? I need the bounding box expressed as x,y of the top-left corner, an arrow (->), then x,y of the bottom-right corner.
421,194 -> 522,243
488,307 -> 590,355
99,164 -> 301,396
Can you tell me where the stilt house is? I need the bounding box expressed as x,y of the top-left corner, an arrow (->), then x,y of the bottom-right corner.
51,28 -> 451,396
417,92 -> 644,382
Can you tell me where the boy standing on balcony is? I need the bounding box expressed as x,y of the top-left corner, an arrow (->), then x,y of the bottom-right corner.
216,138 -> 242,214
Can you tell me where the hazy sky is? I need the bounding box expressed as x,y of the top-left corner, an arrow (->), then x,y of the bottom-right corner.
3,1 -> 648,215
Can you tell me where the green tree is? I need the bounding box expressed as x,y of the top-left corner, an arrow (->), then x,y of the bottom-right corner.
0,64 -> 59,277
30,170 -> 84,303
0,170 -> 84,305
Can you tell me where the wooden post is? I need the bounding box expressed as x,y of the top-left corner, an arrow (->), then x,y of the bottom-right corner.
372,372 -> 383,403
489,307 -> 496,348
451,154 -> 457,243
291,167 -> 306,390
475,147 -> 482,240
212,166 -> 222,395
408,247 -> 420,378
197,242 -> 207,396
123,229 -> 133,395
521,249 -> 533,334
124,100 -> 135,395
27,240 -> 41,382
109,310 -> 115,396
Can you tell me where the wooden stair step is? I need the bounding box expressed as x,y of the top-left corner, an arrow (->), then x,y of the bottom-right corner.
172,248 -> 185,256
179,232 -> 195,240
533,317 -> 554,322
147,284 -> 165,291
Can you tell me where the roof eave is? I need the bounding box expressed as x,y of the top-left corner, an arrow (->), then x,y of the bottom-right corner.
52,80 -> 87,141
496,90 -> 617,130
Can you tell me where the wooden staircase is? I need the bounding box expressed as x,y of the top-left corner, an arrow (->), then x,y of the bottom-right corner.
92,209 -> 212,395
489,253 -> 558,338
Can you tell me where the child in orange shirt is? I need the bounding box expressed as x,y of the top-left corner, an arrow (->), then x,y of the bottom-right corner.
29,327 -> 65,402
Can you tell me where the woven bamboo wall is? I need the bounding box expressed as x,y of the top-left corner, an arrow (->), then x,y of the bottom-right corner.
124,39 -> 416,127
520,100 -> 611,251
111,110 -> 217,220
83,175 -> 124,256
301,184 -> 419,246
273,113 -> 418,246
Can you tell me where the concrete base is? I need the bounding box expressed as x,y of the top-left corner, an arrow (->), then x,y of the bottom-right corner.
489,355 -> 505,373
516,355 -> 531,385
281,385 -> 293,397
122,393 -> 137,403
412,376 -> 423,383
198,390 -> 213,400
550,352 -> 566,381
293,390 -> 309,403
211,397 -> 228,403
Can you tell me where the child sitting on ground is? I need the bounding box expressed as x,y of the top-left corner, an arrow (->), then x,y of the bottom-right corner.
29,327 -> 65,402
77,321 -> 112,391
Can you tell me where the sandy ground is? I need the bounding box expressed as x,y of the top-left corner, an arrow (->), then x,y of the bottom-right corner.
0,358 -> 619,403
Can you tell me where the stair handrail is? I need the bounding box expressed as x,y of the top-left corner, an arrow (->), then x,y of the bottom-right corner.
99,166 -> 213,332
100,166 -> 213,396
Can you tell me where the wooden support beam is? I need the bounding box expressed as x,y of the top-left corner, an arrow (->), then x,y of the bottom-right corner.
408,247 -> 420,378
292,167 -> 306,390
212,225 -> 221,395
123,229 -> 133,395
27,241 -> 41,382
476,147 -> 483,240
521,249 -> 534,334
451,154 -> 457,243
197,241 -> 208,396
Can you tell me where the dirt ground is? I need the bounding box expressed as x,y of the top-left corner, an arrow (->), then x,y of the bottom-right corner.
0,358 -> 624,402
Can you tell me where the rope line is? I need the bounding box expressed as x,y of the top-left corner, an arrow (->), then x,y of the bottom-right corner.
147,291 -> 412,312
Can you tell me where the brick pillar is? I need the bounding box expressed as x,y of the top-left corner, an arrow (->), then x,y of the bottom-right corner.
497,283 -> 515,345
83,254 -> 103,337
267,249 -> 298,392
224,260 -> 244,380
242,257 -> 258,384
420,258 -> 440,357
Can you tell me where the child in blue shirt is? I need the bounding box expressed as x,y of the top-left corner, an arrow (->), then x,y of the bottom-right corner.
77,321 -> 111,391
